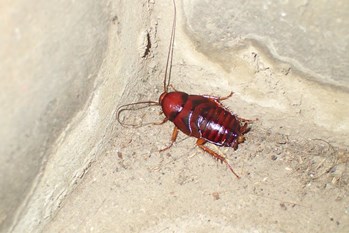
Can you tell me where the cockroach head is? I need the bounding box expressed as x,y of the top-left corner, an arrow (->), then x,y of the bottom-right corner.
159,92 -> 167,105
159,91 -> 188,121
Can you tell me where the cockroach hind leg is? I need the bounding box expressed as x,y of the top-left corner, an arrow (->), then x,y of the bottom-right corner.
159,126 -> 178,152
196,138 -> 240,179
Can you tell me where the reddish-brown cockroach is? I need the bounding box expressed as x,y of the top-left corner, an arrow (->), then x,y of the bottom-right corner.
117,0 -> 252,178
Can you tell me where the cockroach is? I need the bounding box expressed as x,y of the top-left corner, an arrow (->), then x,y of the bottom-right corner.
117,0 -> 252,178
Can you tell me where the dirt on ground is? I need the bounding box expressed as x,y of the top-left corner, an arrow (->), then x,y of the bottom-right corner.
44,60 -> 349,233
43,104 -> 349,233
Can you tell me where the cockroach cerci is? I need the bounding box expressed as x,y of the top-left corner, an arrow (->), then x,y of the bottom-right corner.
117,0 -> 252,178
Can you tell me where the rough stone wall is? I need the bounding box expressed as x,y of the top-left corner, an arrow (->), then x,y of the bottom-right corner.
0,0 -> 109,231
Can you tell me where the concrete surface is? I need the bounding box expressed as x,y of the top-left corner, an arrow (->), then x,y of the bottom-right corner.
0,0 -> 109,231
183,0 -> 349,88
0,0 -> 348,233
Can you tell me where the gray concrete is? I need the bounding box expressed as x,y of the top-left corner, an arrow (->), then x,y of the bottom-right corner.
183,0 -> 349,88
0,0 -> 109,232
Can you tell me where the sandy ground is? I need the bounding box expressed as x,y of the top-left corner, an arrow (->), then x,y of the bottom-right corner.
43,92 -> 349,233
44,125 -> 349,232
41,1 -> 349,232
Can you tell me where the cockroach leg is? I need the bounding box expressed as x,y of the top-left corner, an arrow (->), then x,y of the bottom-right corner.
237,117 -> 253,123
159,126 -> 179,152
168,84 -> 179,92
153,117 -> 169,125
196,138 -> 240,179
217,91 -> 234,101
204,91 -> 234,101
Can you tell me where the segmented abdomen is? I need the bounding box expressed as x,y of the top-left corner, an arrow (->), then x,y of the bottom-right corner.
196,105 -> 240,146
172,95 -> 242,147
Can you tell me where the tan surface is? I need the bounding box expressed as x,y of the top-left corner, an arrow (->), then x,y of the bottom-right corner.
45,1 -> 349,232
3,0 -> 348,232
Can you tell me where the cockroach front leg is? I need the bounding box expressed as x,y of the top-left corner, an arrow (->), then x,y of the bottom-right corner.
196,138 -> 240,179
159,126 -> 178,152
168,84 -> 179,92
153,117 -> 169,125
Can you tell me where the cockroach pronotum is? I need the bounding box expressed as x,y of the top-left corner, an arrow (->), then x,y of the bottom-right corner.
117,0 -> 252,178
